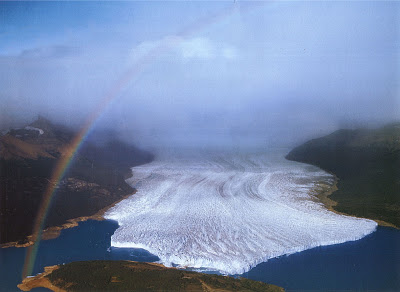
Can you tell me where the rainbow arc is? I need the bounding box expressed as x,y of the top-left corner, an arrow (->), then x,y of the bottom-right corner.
22,2 -> 264,279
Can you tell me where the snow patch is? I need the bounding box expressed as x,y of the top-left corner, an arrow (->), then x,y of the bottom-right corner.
25,126 -> 44,135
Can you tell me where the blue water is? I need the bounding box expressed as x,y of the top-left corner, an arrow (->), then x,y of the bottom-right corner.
0,220 -> 399,291
0,220 -> 158,292
242,226 -> 400,291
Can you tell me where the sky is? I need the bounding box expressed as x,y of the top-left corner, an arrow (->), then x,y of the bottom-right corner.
1,1 -> 399,149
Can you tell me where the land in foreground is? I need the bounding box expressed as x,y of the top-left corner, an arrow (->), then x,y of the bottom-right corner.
18,261 -> 284,292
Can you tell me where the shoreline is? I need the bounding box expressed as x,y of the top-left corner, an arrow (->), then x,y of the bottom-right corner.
4,160 -> 395,251
17,261 -> 181,292
0,190 -> 135,249
17,261 -> 284,292
285,124 -> 400,229
18,265 -> 64,292
310,175 -> 397,229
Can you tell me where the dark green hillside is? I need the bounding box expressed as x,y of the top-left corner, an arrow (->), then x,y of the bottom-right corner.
19,261 -> 284,292
286,123 -> 400,227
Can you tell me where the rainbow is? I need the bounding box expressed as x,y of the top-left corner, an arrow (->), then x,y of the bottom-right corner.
22,2 -> 264,279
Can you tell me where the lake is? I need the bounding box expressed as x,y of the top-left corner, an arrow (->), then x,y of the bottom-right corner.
0,219 -> 398,291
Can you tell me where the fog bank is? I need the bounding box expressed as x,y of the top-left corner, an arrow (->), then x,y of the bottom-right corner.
1,1 -> 399,149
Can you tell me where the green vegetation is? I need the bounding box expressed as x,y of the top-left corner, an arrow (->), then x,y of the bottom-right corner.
286,123 -> 400,227
43,261 -> 284,291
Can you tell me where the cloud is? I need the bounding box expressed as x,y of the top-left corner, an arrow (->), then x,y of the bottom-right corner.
180,37 -> 215,59
1,1 -> 398,150
221,46 -> 238,59
129,36 -> 237,62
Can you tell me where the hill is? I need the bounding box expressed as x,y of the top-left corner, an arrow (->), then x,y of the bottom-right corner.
0,117 -> 153,246
18,261 -> 284,292
286,123 -> 400,227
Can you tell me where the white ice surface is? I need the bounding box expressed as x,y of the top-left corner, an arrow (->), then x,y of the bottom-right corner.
105,150 -> 377,274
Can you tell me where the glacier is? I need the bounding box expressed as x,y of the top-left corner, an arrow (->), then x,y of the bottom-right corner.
105,149 -> 377,274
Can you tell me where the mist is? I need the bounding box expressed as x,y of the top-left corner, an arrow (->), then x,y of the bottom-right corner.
1,1 -> 399,151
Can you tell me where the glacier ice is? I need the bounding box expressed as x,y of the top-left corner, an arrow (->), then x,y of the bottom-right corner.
105,149 -> 377,274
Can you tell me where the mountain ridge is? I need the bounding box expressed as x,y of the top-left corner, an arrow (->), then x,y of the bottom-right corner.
286,123 -> 400,227
0,117 -> 153,245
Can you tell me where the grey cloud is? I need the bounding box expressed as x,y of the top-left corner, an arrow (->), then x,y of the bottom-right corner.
1,1 -> 399,150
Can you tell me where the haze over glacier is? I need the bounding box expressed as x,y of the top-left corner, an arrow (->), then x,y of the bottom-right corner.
105,149 -> 377,274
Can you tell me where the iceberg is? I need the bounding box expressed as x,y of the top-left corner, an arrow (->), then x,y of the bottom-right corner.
105,150 -> 377,275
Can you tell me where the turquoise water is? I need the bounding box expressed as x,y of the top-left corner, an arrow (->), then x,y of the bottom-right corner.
0,220 -> 398,291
